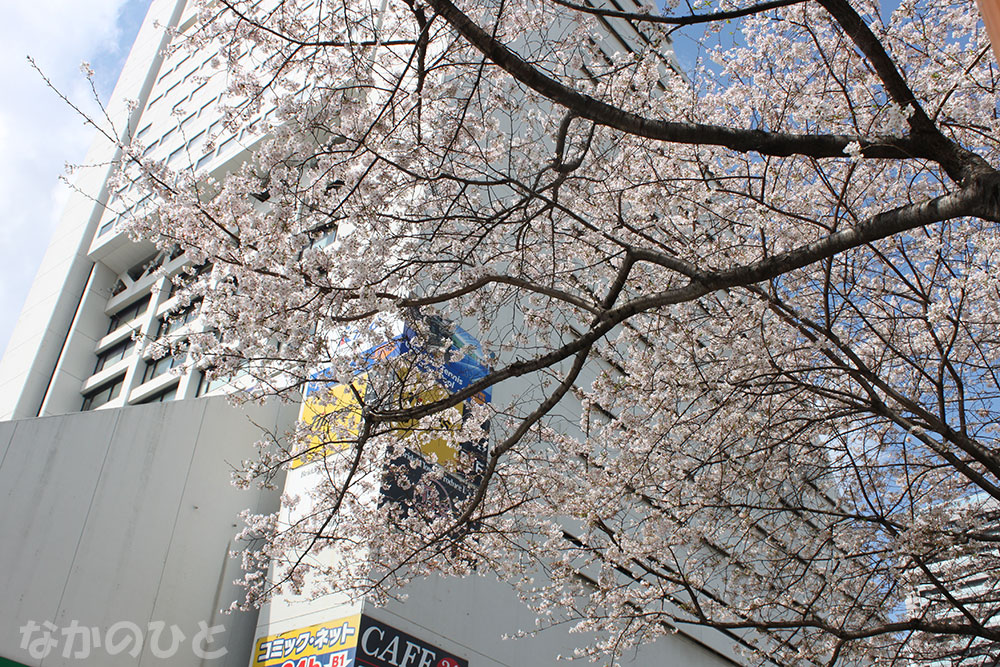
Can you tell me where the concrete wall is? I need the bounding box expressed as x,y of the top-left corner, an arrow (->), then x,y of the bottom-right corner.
0,397 -> 297,666
371,575 -> 739,667
0,383 -> 742,667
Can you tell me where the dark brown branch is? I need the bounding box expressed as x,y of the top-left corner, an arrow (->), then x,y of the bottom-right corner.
816,0 -> 993,183
549,0 -> 807,27
425,0 -> 928,161
374,175 -> 994,425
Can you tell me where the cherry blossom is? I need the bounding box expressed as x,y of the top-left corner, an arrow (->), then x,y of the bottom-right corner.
102,0 -> 1000,662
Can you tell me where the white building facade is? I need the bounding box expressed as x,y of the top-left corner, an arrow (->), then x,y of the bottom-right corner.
0,0 -> 267,421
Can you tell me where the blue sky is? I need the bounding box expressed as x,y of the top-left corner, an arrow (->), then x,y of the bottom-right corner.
0,0 -> 152,361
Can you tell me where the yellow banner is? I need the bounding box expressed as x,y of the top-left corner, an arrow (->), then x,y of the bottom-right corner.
252,613 -> 361,667
292,376 -> 367,469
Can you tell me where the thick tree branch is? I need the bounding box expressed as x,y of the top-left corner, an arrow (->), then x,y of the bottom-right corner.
424,0 -> 932,161
816,0 -> 994,183
374,180 -> 992,425
549,0 -> 808,26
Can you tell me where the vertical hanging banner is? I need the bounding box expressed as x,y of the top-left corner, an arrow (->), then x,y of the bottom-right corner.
379,317 -> 491,514
294,316 -> 492,511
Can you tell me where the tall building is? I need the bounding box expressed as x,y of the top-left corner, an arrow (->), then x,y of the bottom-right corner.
0,1 -> 741,666
0,0 -> 258,420
0,0 -> 685,423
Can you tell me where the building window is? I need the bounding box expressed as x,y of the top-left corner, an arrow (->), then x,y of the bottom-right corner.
81,374 -> 125,411
143,351 -> 187,383
195,152 -> 214,171
195,370 -> 228,397
171,95 -> 190,114
98,216 -> 118,237
94,337 -> 136,373
167,146 -> 185,165
137,383 -> 179,405
311,227 -> 337,250
157,301 -> 200,339
168,262 -> 212,298
217,134 -> 237,156
107,294 -> 151,334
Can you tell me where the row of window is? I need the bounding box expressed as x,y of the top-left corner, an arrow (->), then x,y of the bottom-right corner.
82,369 -> 224,411
195,371 -> 228,397
143,351 -> 187,384
81,375 -> 124,411
157,301 -> 199,338
169,263 -> 213,298
148,50 -> 220,116
99,115 -> 261,241
87,274 -> 210,410
107,294 -> 151,333
99,64 -> 291,241
97,338 -> 189,384
94,337 -> 136,374
162,105 -> 274,174
138,384 -> 178,404
155,49 -> 199,87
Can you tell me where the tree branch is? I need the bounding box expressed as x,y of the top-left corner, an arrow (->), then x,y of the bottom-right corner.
549,0 -> 808,27
425,0 -> 929,161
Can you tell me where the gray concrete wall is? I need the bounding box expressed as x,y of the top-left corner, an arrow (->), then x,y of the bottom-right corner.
0,391 -> 742,667
0,397 -> 296,666
369,574 -> 741,667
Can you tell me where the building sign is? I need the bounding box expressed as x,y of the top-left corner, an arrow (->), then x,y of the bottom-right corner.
250,614 -> 466,667
252,614 -> 361,667
379,319 -> 491,514
357,616 -> 467,667
295,316 -> 492,513
293,373 -> 369,469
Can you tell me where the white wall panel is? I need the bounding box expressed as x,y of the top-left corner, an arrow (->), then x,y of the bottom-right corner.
0,398 -> 295,667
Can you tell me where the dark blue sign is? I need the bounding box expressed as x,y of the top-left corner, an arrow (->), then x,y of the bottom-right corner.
357,616 -> 467,667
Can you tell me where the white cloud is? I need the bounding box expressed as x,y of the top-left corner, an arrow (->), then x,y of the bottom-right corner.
0,0 -> 149,360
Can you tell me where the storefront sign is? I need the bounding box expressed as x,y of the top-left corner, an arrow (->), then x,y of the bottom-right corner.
357,617 -> 467,667
252,614 -> 361,667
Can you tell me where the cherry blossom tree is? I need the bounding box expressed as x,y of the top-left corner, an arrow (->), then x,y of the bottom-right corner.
109,0 -> 1000,663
